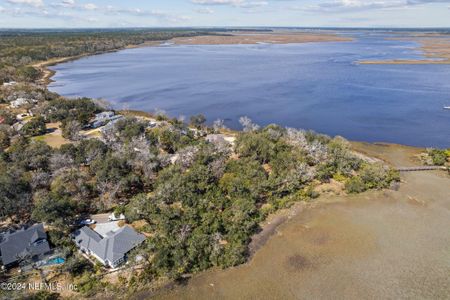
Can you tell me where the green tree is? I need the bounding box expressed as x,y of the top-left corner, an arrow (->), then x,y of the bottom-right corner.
428,149 -> 448,166
17,66 -> 40,82
21,116 -> 47,136
0,127 -> 10,151
0,168 -> 32,221
190,114 -> 206,128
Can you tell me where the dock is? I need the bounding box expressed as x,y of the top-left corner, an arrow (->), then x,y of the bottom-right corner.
396,166 -> 447,172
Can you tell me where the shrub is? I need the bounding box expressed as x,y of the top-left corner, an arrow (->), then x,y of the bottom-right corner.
0,110 -> 16,125
0,127 -> 10,150
190,114 -> 206,128
345,176 -> 366,193
64,256 -> 93,277
428,149 -> 448,166
24,290 -> 60,300
346,163 -> 400,193
17,66 -> 40,82
332,172 -> 347,182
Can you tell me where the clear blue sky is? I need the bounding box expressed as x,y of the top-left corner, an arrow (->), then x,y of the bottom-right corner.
0,0 -> 449,28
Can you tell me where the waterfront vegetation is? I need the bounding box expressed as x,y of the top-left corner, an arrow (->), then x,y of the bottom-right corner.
0,29 -> 220,84
1,29 -> 445,298
0,96 -> 401,296
426,148 -> 450,166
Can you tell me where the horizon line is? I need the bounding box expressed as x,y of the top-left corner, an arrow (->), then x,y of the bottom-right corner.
0,26 -> 450,30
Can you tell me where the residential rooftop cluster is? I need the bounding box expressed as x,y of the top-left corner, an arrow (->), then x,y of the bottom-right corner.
1,214 -> 145,272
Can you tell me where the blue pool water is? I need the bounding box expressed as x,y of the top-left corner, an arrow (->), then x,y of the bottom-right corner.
46,257 -> 65,265
49,32 -> 450,147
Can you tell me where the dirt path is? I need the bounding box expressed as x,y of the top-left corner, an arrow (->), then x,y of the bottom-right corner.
152,143 -> 450,300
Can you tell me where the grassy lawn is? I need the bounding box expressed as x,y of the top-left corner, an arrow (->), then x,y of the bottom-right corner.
33,122 -> 71,148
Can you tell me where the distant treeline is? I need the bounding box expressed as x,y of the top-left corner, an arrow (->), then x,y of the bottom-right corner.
0,29 -> 226,83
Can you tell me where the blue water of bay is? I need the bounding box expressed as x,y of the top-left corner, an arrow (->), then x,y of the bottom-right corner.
49,32 -> 450,147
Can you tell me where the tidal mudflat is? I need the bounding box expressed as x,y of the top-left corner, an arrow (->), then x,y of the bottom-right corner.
152,143 -> 450,300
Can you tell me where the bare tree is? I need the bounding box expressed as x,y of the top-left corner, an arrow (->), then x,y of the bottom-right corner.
213,118 -> 227,132
176,146 -> 198,169
30,171 -> 51,189
154,108 -> 167,119
62,120 -> 82,141
306,140 -> 329,165
239,116 -> 260,132
286,128 -> 308,149
50,153 -> 74,172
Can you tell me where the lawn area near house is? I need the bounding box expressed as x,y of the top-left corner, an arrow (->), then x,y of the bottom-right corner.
33,122 -> 71,148
82,127 -> 102,139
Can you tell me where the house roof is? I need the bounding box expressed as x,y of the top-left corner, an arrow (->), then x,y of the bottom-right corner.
0,224 -> 50,266
73,225 -> 145,264
94,111 -> 115,121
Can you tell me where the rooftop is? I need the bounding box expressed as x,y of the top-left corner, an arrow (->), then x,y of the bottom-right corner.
0,224 -> 50,266
73,225 -> 145,265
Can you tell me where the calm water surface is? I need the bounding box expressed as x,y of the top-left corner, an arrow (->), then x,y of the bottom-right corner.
49,33 -> 450,147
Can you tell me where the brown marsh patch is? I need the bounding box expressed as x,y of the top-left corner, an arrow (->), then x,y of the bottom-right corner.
285,254 -> 314,272
309,231 -> 331,246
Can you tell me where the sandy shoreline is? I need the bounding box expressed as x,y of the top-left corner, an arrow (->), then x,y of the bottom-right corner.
171,32 -> 352,45
33,49 -> 126,85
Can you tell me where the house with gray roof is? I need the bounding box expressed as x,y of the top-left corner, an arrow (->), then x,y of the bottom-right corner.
72,225 -> 145,268
0,224 -> 51,268
91,111 -> 124,129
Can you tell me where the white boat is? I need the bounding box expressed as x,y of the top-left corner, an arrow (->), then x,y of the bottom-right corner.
444,106 -> 450,110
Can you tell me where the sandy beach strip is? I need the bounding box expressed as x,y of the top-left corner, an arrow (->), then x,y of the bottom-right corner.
170,32 -> 353,45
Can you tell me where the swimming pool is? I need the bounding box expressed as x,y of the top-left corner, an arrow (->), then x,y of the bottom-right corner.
45,257 -> 65,265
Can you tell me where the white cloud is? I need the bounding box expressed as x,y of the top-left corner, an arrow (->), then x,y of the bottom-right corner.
301,0 -> 450,12
195,7 -> 215,13
49,0 -> 75,9
191,0 -> 244,5
240,1 -> 268,8
304,0 -> 403,12
61,0 -> 75,7
83,3 -> 97,10
7,0 -> 43,7
191,0 -> 269,9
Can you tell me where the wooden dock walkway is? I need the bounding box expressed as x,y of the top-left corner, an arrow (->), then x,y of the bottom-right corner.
396,166 -> 447,172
